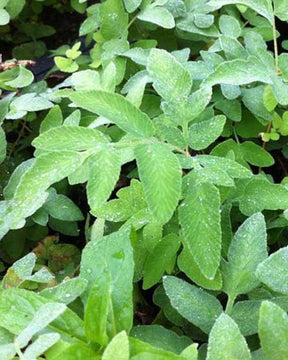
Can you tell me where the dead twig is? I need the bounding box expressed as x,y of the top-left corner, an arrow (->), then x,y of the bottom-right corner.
0,59 -> 36,72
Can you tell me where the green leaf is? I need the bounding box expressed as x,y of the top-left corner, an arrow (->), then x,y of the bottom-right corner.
84,269 -> 110,345
208,0 -> 273,24
69,91 -> 154,138
240,178 -> 288,215
92,179 -> 147,221
44,194 -> 84,221
259,301 -> 288,359
130,325 -> 192,354
123,0 -> 142,12
33,126 -> 108,152
10,252 -> 35,279
0,8 -> 9,25
206,313 -> 251,360
196,155 -> 252,179
99,0 -> 128,40
222,213 -> 267,301
273,0 -> 288,21
135,143 -> 182,224
147,48 -> 192,103
0,151 -> 85,238
178,247 -> 223,290
40,277 -> 88,304
55,57 -> 79,73
219,14 -> 241,38
203,57 -> 272,87
263,84 -> 277,111
138,6 -> 175,29
71,70 -> 101,91
102,331 -> 129,360
15,303 -> 66,348
0,288 -> 85,340
23,333 -> 60,359
178,182 -> 221,279
180,344 -> 198,360
240,141 -> 274,167
130,337 -> 184,359
80,228 -> 134,340
163,276 -> 222,333
0,127 -> 6,164
143,233 -> 180,289
40,105 -> 63,133
256,246 -> 288,294
5,66 -> 34,88
161,86 -> 212,126
0,344 -> 16,360
6,0 -> 25,19
87,148 -> 121,210
231,297 -> 288,336
188,115 -> 226,150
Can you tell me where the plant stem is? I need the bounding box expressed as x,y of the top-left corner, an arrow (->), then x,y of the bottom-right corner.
127,13 -> 139,29
269,1 -> 280,74
225,294 -> 235,315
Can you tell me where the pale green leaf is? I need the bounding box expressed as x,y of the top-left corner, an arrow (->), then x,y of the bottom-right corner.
5,66 -> 34,88
240,178 -> 288,215
203,57 -> 272,87
55,57 -> 79,73
147,48 -> 192,103
69,91 -> 154,138
16,303 -> 66,348
123,0 -> 142,12
207,313 -> 251,360
33,126 -> 108,152
208,0 -> 273,24
87,148 -> 121,210
188,115 -> 226,150
222,213 -> 267,300
0,344 -> 16,360
219,14 -> 241,38
161,86 -> 212,126
259,301 -> 288,360
23,333 -> 60,359
102,331 -> 129,360
178,182 -> 221,279
138,6 -> 175,29
272,0 -> 288,21
40,277 -> 88,304
0,288 -> 85,340
180,344 -> 198,360
11,252 -> 35,279
0,8 -> 9,25
40,105 -> 63,133
163,276 -> 222,333
71,70 -> 101,91
231,297 -> 288,336
135,143 -> 182,224
256,246 -> 288,294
